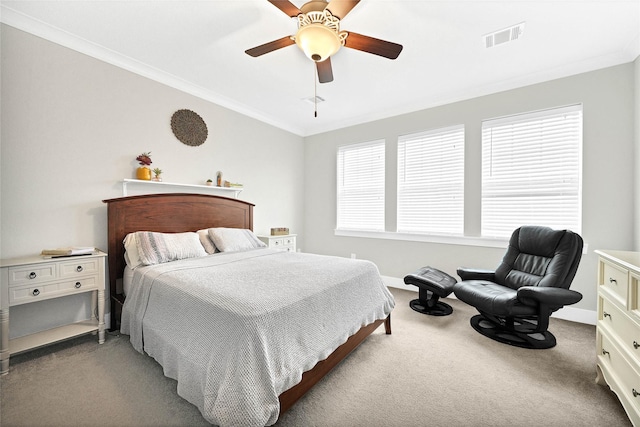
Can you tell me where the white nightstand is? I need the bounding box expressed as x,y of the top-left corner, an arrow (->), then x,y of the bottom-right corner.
258,234 -> 297,252
0,250 -> 107,374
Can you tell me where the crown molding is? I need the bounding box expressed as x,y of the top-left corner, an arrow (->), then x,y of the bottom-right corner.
0,5 -> 305,136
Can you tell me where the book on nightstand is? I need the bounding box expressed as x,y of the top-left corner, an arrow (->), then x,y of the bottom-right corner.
41,247 -> 96,258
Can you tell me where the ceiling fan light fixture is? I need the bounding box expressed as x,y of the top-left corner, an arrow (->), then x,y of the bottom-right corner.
295,24 -> 342,61
246,0 -> 402,83
295,10 -> 347,62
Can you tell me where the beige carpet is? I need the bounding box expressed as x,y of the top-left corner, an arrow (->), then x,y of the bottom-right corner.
0,288 -> 631,426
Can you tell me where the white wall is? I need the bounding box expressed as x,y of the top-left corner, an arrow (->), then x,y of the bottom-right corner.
303,63 -> 636,313
0,25 -> 305,337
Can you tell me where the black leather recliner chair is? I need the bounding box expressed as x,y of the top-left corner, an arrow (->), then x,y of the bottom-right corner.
453,226 -> 583,349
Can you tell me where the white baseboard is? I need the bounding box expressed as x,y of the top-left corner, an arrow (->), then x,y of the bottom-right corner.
550,305 -> 596,325
382,275 -> 596,326
383,276 -> 407,290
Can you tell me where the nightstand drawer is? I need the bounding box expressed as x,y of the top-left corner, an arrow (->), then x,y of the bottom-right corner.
270,238 -> 285,247
9,276 -> 98,305
8,263 -> 56,286
258,234 -> 297,252
273,238 -> 294,249
58,258 -> 100,278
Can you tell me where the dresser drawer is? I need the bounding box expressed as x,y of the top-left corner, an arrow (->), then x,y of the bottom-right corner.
58,257 -> 100,278
601,260 -> 629,307
9,276 -> 98,306
8,263 -> 57,286
601,297 -> 640,364
600,332 -> 640,414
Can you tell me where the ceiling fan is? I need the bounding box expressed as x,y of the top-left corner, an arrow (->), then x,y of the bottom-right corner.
245,0 -> 403,83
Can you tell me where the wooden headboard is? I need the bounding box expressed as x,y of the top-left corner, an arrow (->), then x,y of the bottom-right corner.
102,193 -> 254,330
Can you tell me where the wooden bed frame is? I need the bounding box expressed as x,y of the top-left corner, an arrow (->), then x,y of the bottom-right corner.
102,193 -> 391,417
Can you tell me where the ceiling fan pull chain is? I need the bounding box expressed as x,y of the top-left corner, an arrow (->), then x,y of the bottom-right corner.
314,64 -> 318,118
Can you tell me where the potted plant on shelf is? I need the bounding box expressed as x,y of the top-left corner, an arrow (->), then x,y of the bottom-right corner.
206,179 -> 213,186
152,168 -> 163,182
135,152 -> 152,180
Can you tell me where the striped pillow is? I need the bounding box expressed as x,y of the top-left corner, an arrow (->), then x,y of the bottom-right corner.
208,228 -> 266,253
135,231 -> 207,265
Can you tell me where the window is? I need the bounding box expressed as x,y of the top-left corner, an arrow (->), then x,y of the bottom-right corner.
397,125 -> 465,235
481,105 -> 582,238
336,140 -> 385,231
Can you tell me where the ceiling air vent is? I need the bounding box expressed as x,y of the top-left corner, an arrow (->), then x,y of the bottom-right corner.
303,96 -> 325,104
485,22 -> 525,48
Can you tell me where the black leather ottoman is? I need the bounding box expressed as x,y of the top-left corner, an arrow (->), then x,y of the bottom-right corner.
404,266 -> 457,316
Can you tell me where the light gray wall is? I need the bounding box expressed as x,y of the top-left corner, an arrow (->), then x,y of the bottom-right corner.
304,63 -> 636,312
1,22 -> 637,337
635,55 -> 640,249
0,25 -> 305,337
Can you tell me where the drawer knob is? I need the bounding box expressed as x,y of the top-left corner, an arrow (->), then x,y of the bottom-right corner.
602,349 -> 610,356
29,272 -> 37,279
76,266 -> 83,272
75,282 -> 82,289
634,341 -> 640,349
609,278 -> 617,284
634,389 -> 640,397
603,312 -> 612,319
32,289 -> 40,296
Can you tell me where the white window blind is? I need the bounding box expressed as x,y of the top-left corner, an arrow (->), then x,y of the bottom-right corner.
397,125 -> 465,235
337,140 -> 385,231
481,104 -> 582,238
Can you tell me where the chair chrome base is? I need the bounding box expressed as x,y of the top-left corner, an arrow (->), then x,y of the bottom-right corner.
470,314 -> 557,349
409,298 -> 453,316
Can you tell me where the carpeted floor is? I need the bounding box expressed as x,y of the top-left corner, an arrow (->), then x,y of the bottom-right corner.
0,288 -> 631,426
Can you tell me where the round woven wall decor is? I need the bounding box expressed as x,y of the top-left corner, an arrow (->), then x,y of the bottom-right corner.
171,109 -> 208,147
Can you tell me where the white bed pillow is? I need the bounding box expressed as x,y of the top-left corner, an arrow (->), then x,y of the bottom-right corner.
208,228 -> 266,252
123,233 -> 144,269
134,231 -> 207,265
197,229 -> 218,254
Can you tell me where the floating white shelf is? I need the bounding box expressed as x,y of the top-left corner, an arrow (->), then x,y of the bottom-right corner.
122,179 -> 243,198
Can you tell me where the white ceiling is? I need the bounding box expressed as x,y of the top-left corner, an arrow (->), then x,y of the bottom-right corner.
2,1 -> 639,136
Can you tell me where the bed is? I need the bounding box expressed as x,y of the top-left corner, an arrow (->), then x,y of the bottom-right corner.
102,193 -> 394,426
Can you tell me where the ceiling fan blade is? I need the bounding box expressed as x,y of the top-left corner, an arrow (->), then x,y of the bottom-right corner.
245,36 -> 295,57
267,0 -> 302,17
344,32 -> 403,59
316,58 -> 334,83
325,0 -> 361,19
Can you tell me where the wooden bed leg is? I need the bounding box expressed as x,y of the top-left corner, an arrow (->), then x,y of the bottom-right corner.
384,314 -> 391,335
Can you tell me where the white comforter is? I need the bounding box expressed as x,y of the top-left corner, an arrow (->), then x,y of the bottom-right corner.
121,248 -> 395,427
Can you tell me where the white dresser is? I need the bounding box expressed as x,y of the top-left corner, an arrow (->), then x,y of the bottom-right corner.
595,249 -> 640,425
0,251 -> 107,374
258,234 -> 297,252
